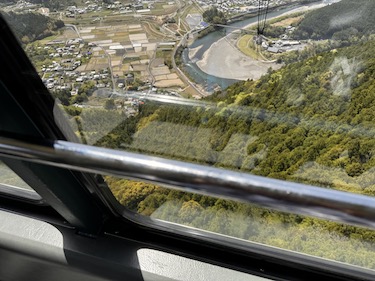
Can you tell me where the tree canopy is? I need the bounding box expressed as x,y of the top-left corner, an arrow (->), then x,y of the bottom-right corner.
1,11 -> 64,44
203,7 -> 227,25
294,0 -> 375,39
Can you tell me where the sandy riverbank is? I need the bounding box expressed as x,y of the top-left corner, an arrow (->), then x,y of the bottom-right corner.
188,45 -> 203,58
196,34 -> 280,80
192,2 -> 327,81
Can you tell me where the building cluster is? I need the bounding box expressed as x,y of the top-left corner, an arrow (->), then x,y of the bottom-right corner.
64,0 -> 174,17
262,26 -> 302,53
264,39 -> 302,53
106,1 -> 152,12
3,0 -> 169,15
2,0 -> 37,12
65,3 -> 102,18
196,0 -> 298,14
38,39 -> 110,94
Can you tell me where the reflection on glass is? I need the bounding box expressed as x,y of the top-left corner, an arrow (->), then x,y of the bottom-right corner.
0,161 -> 33,191
107,177 -> 375,270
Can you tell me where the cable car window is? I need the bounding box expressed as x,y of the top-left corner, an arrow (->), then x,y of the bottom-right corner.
0,161 -> 42,201
0,161 -> 31,191
2,0 -> 375,275
105,176 -> 375,271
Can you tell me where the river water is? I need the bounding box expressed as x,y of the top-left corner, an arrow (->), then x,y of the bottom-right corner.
181,4 -> 306,92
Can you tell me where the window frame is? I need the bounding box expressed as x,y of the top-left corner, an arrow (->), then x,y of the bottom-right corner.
0,13 -> 375,281
0,182 -> 42,202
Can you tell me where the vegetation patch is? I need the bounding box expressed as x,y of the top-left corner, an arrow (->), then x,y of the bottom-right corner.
294,0 -> 375,39
237,35 -> 262,60
1,11 -> 64,44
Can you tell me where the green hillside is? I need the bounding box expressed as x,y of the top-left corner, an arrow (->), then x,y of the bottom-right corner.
110,40 -> 375,192
294,0 -> 375,39
70,38 -> 375,268
1,11 -> 64,44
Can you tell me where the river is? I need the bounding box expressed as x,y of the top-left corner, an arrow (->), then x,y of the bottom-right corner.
181,2 -> 324,93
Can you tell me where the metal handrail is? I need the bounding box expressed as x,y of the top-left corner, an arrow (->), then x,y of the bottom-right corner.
1,136 -> 375,229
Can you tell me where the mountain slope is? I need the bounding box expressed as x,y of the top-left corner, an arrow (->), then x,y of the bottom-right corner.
294,0 -> 375,39
88,40 -> 375,268
120,41 -> 375,192
1,11 -> 64,44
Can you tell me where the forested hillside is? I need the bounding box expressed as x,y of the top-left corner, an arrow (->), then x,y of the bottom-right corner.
68,37 -> 375,268
294,0 -> 375,39
1,11 -> 64,43
105,40 -> 375,191
28,0 -> 76,11
0,0 -> 76,11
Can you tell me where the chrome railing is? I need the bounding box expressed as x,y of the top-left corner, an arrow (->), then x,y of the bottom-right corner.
1,136 -> 375,229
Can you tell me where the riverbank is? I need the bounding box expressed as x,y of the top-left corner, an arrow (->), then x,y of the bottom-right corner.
195,34 -> 279,80
191,2 -> 327,81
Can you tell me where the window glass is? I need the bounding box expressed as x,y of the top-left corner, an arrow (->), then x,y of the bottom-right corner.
0,161 -> 42,201
3,0 -> 375,271
106,176 -> 375,270
0,161 -> 32,191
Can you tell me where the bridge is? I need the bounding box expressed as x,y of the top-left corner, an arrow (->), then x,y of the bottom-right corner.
213,24 -> 257,34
